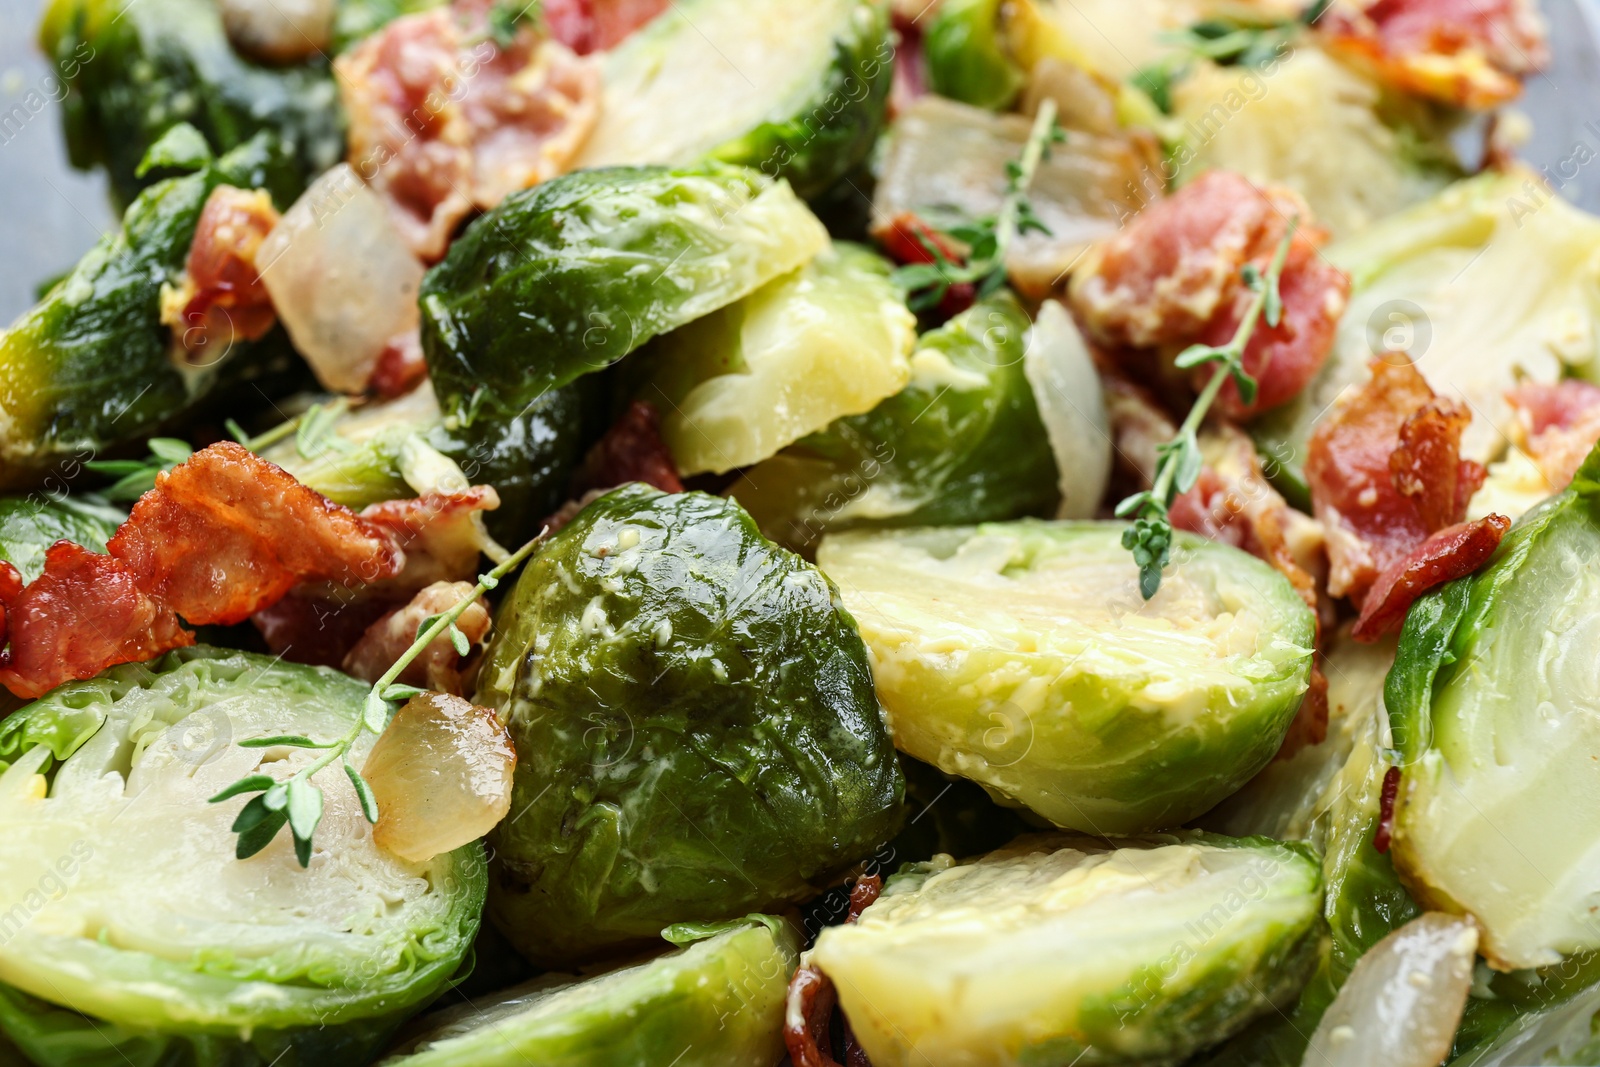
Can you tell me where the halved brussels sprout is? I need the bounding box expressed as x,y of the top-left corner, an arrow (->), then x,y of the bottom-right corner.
0,646 -> 486,1067
381,916 -> 799,1067
1171,47 -> 1460,240
873,97 -> 1154,296
0,135 -> 294,489
0,494 -> 123,583
479,485 -> 903,967
1253,169 -> 1600,482
633,242 -> 915,477
573,0 -> 892,199
1389,446 -> 1600,970
726,292 -> 1060,551
420,163 -> 826,427
810,832 -> 1322,1067
816,521 -> 1315,834
38,0 -> 343,203
924,0 -> 1026,110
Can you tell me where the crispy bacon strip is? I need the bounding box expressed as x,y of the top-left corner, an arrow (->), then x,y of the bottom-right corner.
543,0 -> 669,54
342,580 -> 492,695
111,442 -> 401,625
784,876 -> 883,1067
159,186 -> 280,363
1068,171 -> 1348,419
1352,516 -> 1510,640
0,445 -> 501,699
1307,356 -> 1504,636
1509,379 -> 1600,490
338,7 -> 600,261
0,546 -> 194,699
1321,0 -> 1547,109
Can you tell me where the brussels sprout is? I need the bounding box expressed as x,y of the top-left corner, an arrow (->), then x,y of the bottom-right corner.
573,0 -> 893,200
478,485 -> 904,967
924,0 -> 1026,111
0,646 -> 486,1067
1171,47 -> 1460,241
420,163 -> 827,431
1252,169 -> 1600,488
816,521 -> 1315,834
633,241 -> 916,477
38,0 -> 343,204
1385,446 -> 1600,970
872,97 -> 1154,297
726,292 -> 1060,551
0,135 -> 295,489
0,494 -> 123,583
381,916 -> 799,1067
810,832 -> 1323,1067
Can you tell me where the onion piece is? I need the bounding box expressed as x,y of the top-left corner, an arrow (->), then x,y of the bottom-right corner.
255,164 -> 425,395
219,0 -> 334,63
1023,300 -> 1111,519
363,692 -> 516,863
1302,912 -> 1479,1067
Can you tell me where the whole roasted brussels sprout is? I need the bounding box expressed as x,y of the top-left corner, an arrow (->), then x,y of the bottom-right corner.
38,0 -> 344,204
479,484 -> 903,967
382,916 -> 799,1067
727,292 -> 1062,551
810,833 -> 1323,1067
634,241 -> 916,477
573,0 -> 893,200
0,646 -> 486,1067
924,0 -> 1026,110
1388,445 -> 1600,970
0,134 -> 294,489
816,521 -> 1315,834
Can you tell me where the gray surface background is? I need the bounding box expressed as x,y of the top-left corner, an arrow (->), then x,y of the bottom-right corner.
0,0 -> 1597,321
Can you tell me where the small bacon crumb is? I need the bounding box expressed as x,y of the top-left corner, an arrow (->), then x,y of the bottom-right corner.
343,580 -> 491,696
1374,765 -> 1402,854
160,186 -> 281,363
785,875 -> 884,1067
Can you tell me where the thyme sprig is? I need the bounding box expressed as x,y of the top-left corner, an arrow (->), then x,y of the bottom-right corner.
209,532 -> 545,867
85,438 -> 193,501
891,99 -> 1065,312
1114,217 -> 1298,600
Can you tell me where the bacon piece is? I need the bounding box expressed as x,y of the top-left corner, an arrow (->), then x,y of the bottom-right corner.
252,592 -> 398,669
370,328 -> 429,399
0,544 -> 194,700
1321,0 -> 1547,109
1352,515 -> 1510,640
338,8 -> 601,261
874,211 -> 975,319
361,487 -> 502,592
1374,765 -> 1402,853
343,580 -> 491,695
159,186 -> 280,363
784,875 -> 884,1067
1306,356 -> 1489,610
1509,379 -> 1600,490
543,0 -> 669,54
1069,171 -> 1347,419
110,442 -> 402,626
547,401 -> 684,531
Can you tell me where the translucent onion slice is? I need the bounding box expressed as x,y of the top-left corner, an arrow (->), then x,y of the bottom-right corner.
219,0 -> 334,64
1023,300 -> 1111,519
256,164 -> 425,394
1301,912 -> 1479,1067
364,692 -> 516,863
